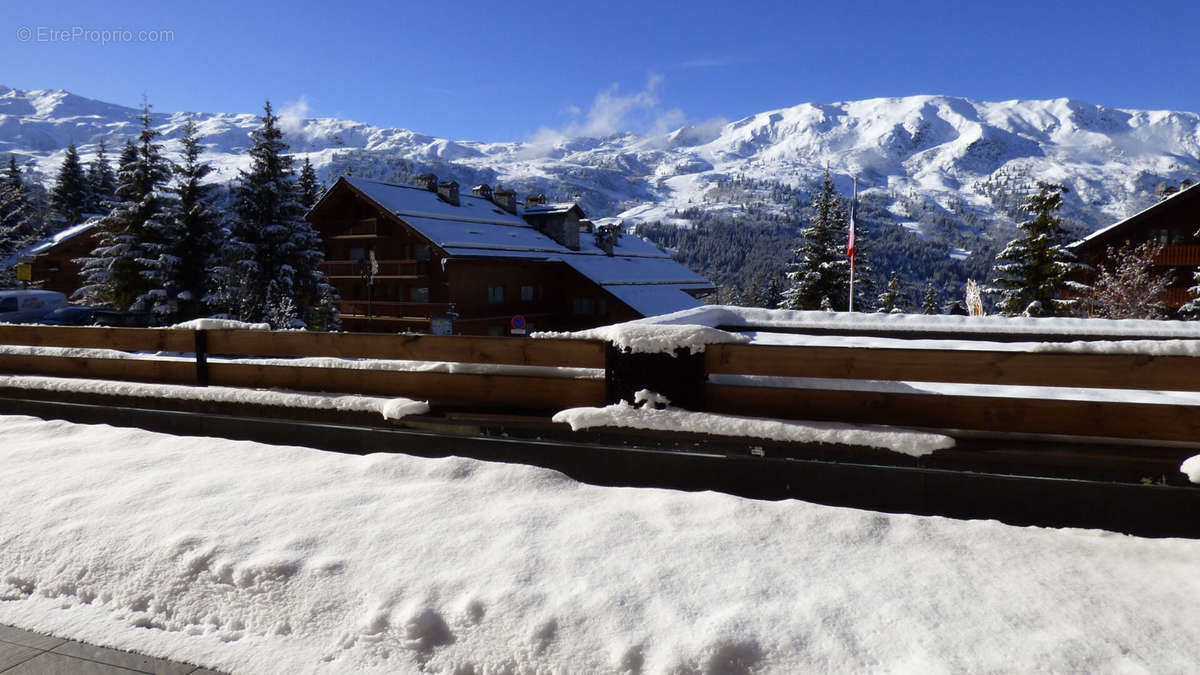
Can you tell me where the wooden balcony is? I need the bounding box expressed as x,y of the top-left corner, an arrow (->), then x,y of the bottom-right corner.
1153,246 -> 1200,266
338,299 -> 452,319
320,259 -> 427,279
330,218 -> 391,239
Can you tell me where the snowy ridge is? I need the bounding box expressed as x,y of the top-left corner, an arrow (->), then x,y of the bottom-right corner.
3,86 -> 1199,232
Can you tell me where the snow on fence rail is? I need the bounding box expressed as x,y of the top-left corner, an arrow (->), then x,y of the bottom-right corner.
3,323 -> 1200,444
0,325 -> 606,411
702,341 -> 1200,444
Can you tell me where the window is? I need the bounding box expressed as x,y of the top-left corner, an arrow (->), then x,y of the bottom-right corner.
487,326 -> 504,336
411,287 -> 429,303
520,285 -> 535,302
572,297 -> 595,315
414,244 -> 431,261
349,247 -> 365,261
488,286 -> 504,304
0,298 -> 16,313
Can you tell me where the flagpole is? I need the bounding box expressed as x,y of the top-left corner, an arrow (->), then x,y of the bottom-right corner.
848,175 -> 857,313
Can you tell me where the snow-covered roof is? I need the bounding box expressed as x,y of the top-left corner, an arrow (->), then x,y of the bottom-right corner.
1071,180 -> 1200,250
348,178 -> 530,227
519,202 -> 580,216
601,283 -> 712,317
339,177 -> 714,317
2,220 -> 98,267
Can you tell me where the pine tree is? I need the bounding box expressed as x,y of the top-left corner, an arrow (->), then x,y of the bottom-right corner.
84,141 -> 118,215
76,106 -> 175,310
781,171 -> 852,310
1080,241 -> 1172,319
920,283 -> 939,314
986,182 -> 1084,316
298,157 -> 320,210
158,117 -> 222,321
50,142 -> 88,225
0,156 -> 41,287
1182,270 -> 1200,320
212,101 -> 331,328
877,273 -> 906,313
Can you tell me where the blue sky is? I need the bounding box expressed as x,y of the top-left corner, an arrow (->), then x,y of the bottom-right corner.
3,0 -> 1194,141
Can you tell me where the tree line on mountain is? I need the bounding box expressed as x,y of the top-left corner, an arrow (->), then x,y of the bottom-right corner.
640,173 -> 1191,319
0,102 -> 335,329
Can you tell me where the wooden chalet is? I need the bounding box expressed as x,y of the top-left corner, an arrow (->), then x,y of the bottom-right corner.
1070,181 -> 1200,310
5,220 -> 99,296
308,176 -> 714,334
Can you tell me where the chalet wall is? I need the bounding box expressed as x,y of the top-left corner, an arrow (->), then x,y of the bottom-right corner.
446,259 -> 638,335
28,231 -> 97,298
1073,187 -> 1200,310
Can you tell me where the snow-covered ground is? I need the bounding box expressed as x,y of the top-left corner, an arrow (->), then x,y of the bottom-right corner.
1,415 -> 1199,674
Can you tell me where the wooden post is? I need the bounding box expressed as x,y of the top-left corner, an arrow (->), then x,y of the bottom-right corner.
194,330 -> 209,387
604,343 -> 706,411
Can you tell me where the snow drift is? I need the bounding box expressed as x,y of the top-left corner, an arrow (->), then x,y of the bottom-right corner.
1,416 -> 1198,673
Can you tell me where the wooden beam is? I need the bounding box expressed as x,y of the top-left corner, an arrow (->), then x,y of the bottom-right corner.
0,325 -> 194,353
705,383 -> 1200,444
206,362 -> 604,409
0,353 -> 197,385
203,331 -> 606,368
707,343 -> 1200,391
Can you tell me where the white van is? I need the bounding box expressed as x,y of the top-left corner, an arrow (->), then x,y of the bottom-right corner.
0,290 -> 69,323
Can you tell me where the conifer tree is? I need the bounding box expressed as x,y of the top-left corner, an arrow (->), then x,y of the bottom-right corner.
759,275 -> 783,309
84,141 -> 117,214
920,283 -> 939,314
781,171 -> 852,310
877,274 -> 906,313
212,101 -> 331,328
50,142 -> 88,225
1182,271 -> 1200,320
298,157 -> 320,210
0,156 -> 41,287
157,118 -> 222,321
986,182 -> 1084,316
77,107 -> 175,310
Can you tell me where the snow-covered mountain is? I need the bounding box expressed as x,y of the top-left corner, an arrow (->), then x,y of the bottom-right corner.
3,84 -> 1199,232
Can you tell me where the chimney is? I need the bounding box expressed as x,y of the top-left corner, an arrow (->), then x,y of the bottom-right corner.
414,173 -> 438,192
437,180 -> 460,206
493,188 -> 518,214
595,223 -> 621,256
525,193 -> 547,207
471,183 -> 493,201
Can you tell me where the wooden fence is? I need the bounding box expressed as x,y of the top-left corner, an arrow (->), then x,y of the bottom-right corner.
1,324 -> 1199,445
703,342 -> 1200,444
0,325 -> 606,411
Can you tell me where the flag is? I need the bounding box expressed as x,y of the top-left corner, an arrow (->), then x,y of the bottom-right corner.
847,202 -> 856,263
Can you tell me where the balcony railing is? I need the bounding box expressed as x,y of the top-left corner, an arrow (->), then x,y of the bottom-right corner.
338,299 -> 452,318
1153,246 -> 1200,266
320,259 -> 426,278
331,218 -> 390,238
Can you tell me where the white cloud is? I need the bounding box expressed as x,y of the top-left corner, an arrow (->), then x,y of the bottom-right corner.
526,75 -> 691,151
278,97 -> 310,137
